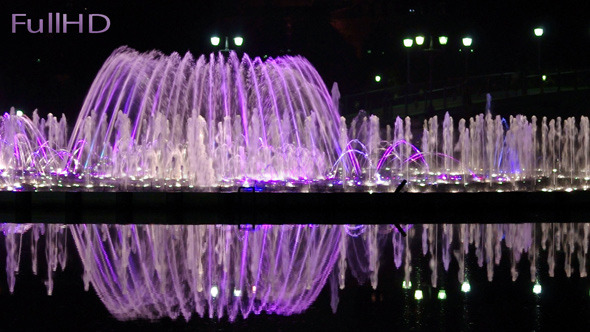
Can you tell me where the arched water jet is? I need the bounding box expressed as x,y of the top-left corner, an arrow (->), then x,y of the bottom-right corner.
65,47 -> 343,186
0,108 -> 67,189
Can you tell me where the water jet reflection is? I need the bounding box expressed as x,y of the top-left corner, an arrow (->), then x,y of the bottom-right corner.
1,223 -> 588,322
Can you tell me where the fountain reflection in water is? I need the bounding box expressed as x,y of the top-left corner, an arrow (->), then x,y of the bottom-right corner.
2,223 -> 589,321
0,47 -> 589,191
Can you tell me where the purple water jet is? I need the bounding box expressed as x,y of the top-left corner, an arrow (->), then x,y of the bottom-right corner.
66,47 -> 343,186
0,47 -> 589,191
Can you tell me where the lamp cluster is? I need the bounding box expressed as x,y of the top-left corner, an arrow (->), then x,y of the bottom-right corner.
210,35 -> 244,51
403,35 -> 469,48
402,26 -> 543,50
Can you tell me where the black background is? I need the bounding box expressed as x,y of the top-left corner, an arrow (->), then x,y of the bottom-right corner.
0,0 -> 588,120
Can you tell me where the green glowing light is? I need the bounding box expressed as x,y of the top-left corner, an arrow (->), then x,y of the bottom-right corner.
402,280 -> 412,289
210,36 -> 220,46
374,75 -> 382,82
414,289 -> 423,300
438,289 -> 447,300
438,36 -> 448,45
533,282 -> 542,295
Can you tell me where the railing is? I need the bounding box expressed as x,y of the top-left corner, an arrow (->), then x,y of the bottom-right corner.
340,69 -> 590,117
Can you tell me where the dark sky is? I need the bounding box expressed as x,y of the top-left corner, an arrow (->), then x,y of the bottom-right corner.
0,0 -> 587,119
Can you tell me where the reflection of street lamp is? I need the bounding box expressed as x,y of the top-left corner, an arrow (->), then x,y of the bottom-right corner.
211,35 -> 244,51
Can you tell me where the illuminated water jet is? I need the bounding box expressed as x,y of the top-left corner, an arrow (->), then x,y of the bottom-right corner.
0,47 -> 589,191
65,47 -> 342,186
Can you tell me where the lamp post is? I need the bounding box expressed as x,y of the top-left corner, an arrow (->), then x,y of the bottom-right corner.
534,27 -> 543,76
422,35 -> 448,112
461,36 -> 473,111
461,36 -> 473,78
534,27 -> 544,93
403,38 -> 414,84
403,38 -> 414,113
211,35 -> 244,52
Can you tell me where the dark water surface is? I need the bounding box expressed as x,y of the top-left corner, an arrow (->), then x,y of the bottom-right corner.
1,224 -> 589,332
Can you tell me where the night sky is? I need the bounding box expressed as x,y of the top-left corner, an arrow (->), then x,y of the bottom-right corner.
0,0 -> 588,120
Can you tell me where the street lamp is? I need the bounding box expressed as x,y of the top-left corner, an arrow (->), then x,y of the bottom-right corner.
210,36 -> 221,46
534,27 -> 543,77
461,36 -> 474,111
423,35 -> 448,113
403,38 -> 413,113
374,75 -> 382,83
461,37 -> 473,74
233,36 -> 244,47
462,37 -> 473,47
403,38 -> 413,84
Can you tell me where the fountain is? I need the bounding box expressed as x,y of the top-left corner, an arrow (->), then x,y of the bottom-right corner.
65,47 -> 342,187
0,47 -> 589,191
1,47 -> 589,319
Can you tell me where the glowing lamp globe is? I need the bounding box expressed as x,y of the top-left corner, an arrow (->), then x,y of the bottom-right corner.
462,37 -> 473,47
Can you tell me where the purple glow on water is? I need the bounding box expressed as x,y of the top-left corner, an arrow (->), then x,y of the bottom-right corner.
71,224 -> 343,321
